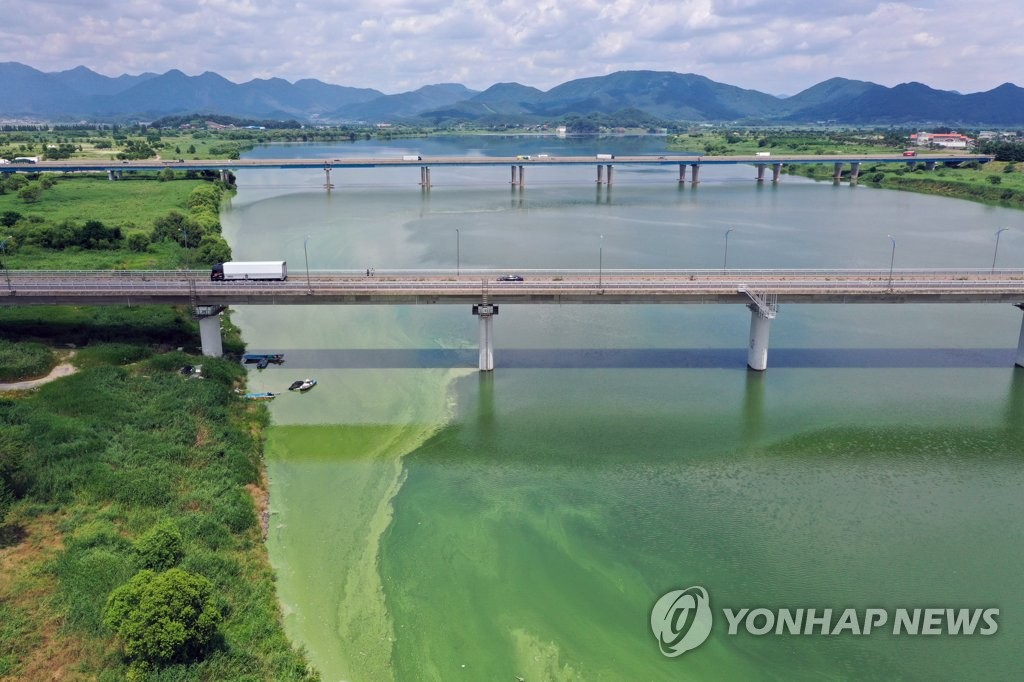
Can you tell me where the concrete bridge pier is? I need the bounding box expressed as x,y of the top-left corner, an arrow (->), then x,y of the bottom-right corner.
747,306 -> 773,371
323,166 -> 334,190
741,289 -> 778,371
107,170 -> 116,181
850,162 -> 861,185
679,164 -> 686,183
833,163 -> 844,181
473,303 -> 498,371
605,164 -> 614,185
926,161 -> 936,171
1016,305 -> 1024,368
220,169 -> 230,183
596,165 -> 605,185
756,164 -> 766,182
772,163 -> 782,183
511,165 -> 518,186
690,164 -> 700,185
519,165 -> 526,188
196,305 -> 226,357
420,166 -> 431,188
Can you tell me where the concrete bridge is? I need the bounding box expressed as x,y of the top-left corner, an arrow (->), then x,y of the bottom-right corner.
2,268 -> 1022,371
0,153 -> 991,189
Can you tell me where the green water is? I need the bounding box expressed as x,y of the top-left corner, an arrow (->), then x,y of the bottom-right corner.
224,138 -> 1024,681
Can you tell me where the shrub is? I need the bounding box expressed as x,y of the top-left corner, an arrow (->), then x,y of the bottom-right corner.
125,230 -> 150,252
0,339 -> 55,381
103,568 -> 222,667
987,175 -> 1002,185
133,519 -> 184,571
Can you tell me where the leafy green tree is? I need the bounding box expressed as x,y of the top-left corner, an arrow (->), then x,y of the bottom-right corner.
152,211 -> 189,242
196,234 -> 231,264
79,220 -> 122,249
158,168 -> 175,182
103,568 -> 222,668
987,174 -> 1002,185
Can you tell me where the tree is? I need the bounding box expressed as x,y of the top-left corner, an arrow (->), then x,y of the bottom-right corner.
196,234 -> 231,264
103,568 -> 222,668
152,211 -> 189,242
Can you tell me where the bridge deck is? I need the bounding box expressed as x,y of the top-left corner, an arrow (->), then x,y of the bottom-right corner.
3,269 -> 1022,306
0,153 -> 991,174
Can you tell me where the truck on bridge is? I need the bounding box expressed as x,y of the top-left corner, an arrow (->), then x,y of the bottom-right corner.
210,261 -> 288,281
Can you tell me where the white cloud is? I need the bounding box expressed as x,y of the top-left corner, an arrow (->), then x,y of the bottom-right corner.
0,0 -> 1021,95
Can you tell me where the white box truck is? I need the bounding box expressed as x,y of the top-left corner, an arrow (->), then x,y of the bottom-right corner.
211,261 -> 288,281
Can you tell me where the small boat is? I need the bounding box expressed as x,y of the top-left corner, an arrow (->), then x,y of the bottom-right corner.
243,391 -> 276,400
288,378 -> 317,392
242,353 -> 285,369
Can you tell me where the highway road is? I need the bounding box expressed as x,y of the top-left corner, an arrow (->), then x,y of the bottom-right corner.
3,269 -> 1022,306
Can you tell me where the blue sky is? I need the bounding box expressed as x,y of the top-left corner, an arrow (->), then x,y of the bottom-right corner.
2,0 -> 1021,95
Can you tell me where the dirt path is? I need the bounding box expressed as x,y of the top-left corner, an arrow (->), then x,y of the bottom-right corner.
0,351 -> 77,391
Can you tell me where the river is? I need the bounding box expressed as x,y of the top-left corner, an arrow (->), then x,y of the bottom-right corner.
220,136 -> 1024,681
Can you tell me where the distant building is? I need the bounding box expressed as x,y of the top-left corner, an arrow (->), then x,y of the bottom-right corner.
912,132 -> 972,149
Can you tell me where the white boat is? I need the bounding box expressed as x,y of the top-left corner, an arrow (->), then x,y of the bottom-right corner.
288,378 -> 317,392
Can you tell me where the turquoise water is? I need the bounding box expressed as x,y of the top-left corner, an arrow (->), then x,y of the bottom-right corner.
223,137 -> 1024,681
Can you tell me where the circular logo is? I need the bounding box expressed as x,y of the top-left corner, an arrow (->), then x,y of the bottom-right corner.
651,586 -> 713,657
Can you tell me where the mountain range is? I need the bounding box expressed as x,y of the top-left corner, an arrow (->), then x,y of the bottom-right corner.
2,61 -> 1023,126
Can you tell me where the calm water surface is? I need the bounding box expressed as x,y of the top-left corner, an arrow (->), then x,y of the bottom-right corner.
221,137 -> 1024,681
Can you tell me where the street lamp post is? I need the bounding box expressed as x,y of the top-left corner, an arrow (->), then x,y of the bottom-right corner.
724,228 -> 735,271
0,237 -> 11,292
303,235 -> 312,293
180,228 -> 191,270
992,227 -> 1008,272
887,234 -> 897,291
456,228 -> 460,276
599,234 -> 604,288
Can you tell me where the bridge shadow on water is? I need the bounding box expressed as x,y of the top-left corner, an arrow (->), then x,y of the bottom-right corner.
252,348 -> 1017,370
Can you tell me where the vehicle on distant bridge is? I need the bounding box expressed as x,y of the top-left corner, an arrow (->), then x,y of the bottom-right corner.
211,261 -> 287,281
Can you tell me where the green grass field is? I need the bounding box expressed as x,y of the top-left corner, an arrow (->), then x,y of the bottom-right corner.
0,174 -> 195,227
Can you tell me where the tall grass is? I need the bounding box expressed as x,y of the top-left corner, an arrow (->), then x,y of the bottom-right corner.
0,338 -> 55,381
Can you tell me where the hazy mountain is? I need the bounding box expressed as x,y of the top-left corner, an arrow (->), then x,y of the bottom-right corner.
51,65 -> 158,96
332,83 -> 480,121
1,61 -> 1022,125
0,62 -> 87,117
526,70 -> 786,121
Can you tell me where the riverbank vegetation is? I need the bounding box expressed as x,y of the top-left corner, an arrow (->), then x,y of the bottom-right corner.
0,311 -> 317,680
0,151 -> 307,677
788,159 -> 1024,209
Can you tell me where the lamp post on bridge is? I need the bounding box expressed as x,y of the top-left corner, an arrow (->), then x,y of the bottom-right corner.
0,236 -> 11,292
303,234 -> 312,294
887,234 -> 897,291
179,228 -> 191,271
992,227 -> 1008,273
723,228 -> 735,271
